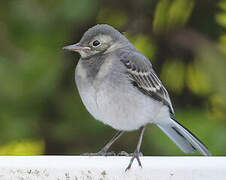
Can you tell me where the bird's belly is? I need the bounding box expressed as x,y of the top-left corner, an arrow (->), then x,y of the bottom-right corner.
95,81 -> 163,131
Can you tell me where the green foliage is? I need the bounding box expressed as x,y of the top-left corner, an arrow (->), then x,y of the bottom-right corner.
153,0 -> 194,33
187,60 -> 211,96
161,59 -> 185,93
0,0 -> 225,155
0,139 -> 44,155
126,34 -> 156,60
97,8 -> 128,28
216,0 -> 226,28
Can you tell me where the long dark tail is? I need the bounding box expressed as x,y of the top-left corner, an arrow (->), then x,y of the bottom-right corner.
157,118 -> 211,156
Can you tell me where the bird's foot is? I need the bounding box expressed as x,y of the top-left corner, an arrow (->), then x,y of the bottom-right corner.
118,151 -> 131,156
125,150 -> 143,171
118,151 -> 143,157
81,150 -> 116,156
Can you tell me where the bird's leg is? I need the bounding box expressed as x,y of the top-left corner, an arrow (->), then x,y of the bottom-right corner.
82,130 -> 124,156
125,126 -> 146,171
98,130 -> 124,155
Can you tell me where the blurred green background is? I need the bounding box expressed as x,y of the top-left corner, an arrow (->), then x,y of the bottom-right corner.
0,0 -> 225,156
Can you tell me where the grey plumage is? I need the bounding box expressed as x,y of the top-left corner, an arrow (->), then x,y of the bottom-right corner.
63,24 -> 211,170
118,50 -> 174,114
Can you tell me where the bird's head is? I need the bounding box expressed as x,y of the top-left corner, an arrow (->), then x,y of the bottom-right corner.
63,24 -> 129,59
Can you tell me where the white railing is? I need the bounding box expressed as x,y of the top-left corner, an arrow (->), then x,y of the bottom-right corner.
0,156 -> 225,180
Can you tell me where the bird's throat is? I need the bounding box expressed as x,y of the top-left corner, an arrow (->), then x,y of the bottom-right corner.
80,55 -> 105,81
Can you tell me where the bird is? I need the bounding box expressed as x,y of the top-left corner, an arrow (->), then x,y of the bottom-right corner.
63,24 -> 211,171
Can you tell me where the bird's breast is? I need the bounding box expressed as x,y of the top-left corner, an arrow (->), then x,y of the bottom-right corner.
75,60 -> 102,120
75,58 -> 115,121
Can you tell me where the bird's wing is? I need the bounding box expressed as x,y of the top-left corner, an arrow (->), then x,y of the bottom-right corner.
119,50 -> 174,114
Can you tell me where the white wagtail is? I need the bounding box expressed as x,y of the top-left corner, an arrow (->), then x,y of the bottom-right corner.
63,24 -> 211,170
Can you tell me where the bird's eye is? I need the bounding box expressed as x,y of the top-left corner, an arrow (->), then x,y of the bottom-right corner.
92,40 -> 100,47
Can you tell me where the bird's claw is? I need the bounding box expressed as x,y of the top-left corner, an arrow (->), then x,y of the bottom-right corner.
118,151 -> 143,157
118,151 -> 131,156
125,150 -> 143,171
81,151 -> 116,156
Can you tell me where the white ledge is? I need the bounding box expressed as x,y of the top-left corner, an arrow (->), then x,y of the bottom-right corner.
0,156 -> 225,180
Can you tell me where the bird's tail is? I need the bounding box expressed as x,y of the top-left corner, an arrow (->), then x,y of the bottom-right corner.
157,118 -> 211,156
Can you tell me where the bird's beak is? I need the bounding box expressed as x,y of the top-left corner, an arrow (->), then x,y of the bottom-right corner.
63,43 -> 91,52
